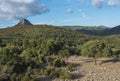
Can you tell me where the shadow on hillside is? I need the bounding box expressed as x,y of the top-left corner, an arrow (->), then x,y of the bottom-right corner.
81,58 -> 94,63
36,77 -> 53,81
69,63 -> 84,80
72,73 -> 84,80
101,58 -> 120,64
73,63 -> 81,67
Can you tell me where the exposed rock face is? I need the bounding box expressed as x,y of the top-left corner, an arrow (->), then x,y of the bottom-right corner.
17,18 -> 33,26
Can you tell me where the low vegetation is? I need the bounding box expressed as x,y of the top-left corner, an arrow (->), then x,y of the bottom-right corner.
0,25 -> 120,81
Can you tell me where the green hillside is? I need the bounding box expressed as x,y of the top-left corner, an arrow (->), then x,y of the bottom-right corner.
66,25 -> 120,36
0,25 -> 95,46
0,25 -> 96,81
0,25 -> 120,81
62,25 -> 109,36
1,24 -> 120,81
63,25 -> 120,36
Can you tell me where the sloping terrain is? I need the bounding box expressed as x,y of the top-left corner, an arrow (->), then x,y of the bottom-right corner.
63,25 -> 120,36
0,25 -> 96,81
0,24 -> 120,81
63,26 -> 109,36
0,25 -> 95,46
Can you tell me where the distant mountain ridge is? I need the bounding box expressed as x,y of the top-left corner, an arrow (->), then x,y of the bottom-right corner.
108,25 -> 120,34
1,18 -> 120,36
62,25 -> 120,36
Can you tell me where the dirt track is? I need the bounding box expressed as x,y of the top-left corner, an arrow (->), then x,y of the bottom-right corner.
54,56 -> 120,81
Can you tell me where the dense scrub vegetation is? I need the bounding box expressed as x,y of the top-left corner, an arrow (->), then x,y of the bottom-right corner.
0,25 -> 120,81
0,25 -> 93,81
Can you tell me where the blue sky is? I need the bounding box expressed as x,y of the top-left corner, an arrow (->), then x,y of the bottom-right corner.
0,0 -> 120,28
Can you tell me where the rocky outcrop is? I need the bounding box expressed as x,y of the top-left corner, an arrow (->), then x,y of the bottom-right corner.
16,18 -> 33,26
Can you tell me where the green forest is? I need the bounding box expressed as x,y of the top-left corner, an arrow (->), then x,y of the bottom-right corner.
0,25 -> 120,81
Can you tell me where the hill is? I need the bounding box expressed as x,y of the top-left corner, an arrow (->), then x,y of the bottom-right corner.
105,25 -> 120,35
63,25 -> 120,36
62,25 -> 109,36
0,25 -> 95,46
0,24 -> 120,81
0,25 -> 97,81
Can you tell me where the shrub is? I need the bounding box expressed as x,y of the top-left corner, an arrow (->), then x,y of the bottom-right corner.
22,75 -> 30,81
67,64 -> 73,71
53,59 -> 66,67
49,70 -> 59,78
10,73 -> 17,81
60,72 -> 72,79
58,49 -> 70,58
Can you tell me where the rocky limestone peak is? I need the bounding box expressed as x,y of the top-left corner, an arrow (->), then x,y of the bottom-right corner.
17,18 -> 33,26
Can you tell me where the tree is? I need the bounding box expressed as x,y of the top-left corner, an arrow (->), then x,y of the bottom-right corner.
81,39 -> 113,65
29,39 -> 36,47
53,59 -> 66,67
45,39 -> 55,54
45,39 -> 63,55
22,75 -> 33,81
0,39 -> 2,47
0,48 -> 12,64
10,73 -> 17,81
58,49 -> 70,58
112,48 -> 120,59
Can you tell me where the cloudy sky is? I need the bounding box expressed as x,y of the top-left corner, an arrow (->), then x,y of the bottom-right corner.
0,0 -> 120,28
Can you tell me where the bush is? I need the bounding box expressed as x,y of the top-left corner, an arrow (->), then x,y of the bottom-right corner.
22,75 -> 34,81
60,72 -> 72,79
60,60 -> 66,67
58,49 -> 70,58
67,64 -> 73,71
53,59 -> 61,67
49,70 -> 59,78
53,59 -> 66,67
10,73 -> 17,81
81,39 -> 113,58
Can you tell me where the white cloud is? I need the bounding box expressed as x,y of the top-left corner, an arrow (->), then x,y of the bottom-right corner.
79,9 -> 86,18
10,0 -> 35,3
92,0 -> 105,8
67,8 -> 73,14
0,0 -> 49,21
108,0 -> 120,6
92,0 -> 120,8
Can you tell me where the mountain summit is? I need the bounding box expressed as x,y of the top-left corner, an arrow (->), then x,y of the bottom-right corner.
17,18 -> 33,26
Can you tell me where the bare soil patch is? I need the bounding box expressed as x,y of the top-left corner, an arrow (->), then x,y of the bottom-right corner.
53,56 -> 120,81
